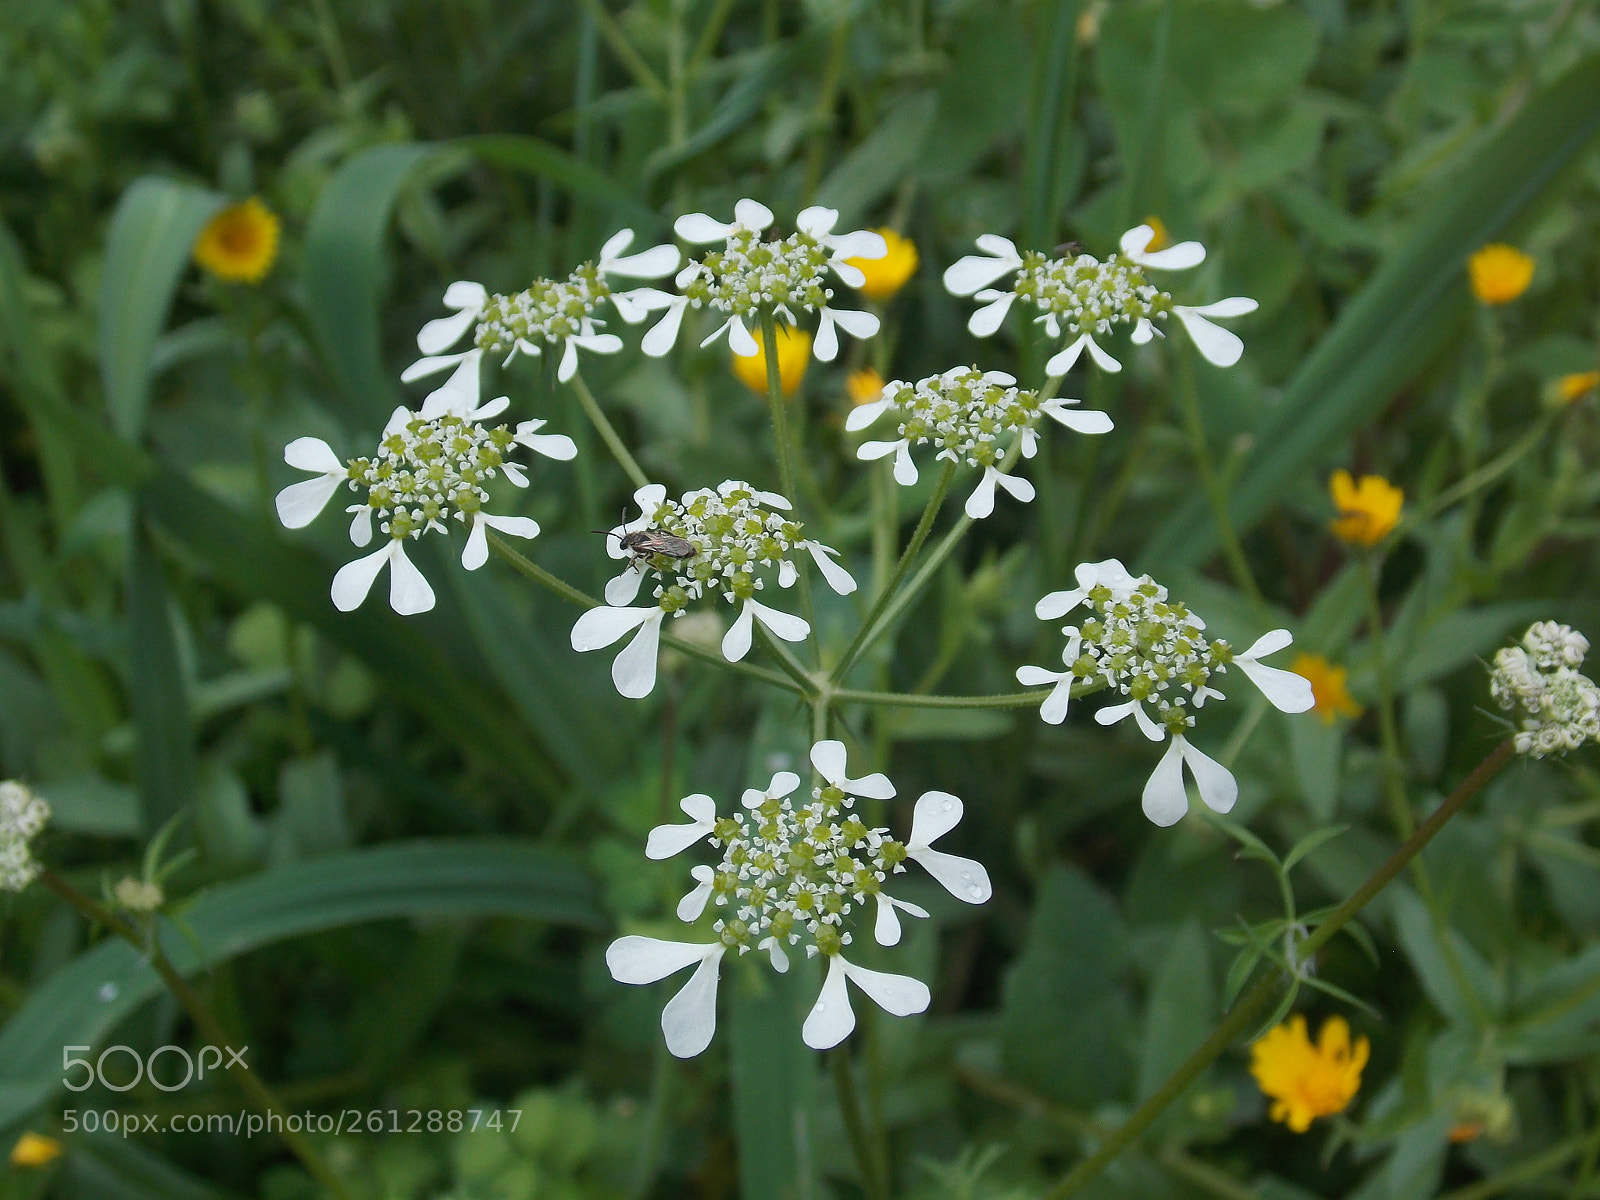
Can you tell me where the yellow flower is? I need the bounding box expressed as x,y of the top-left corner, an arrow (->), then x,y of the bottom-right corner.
1557,370 -> 1599,404
1468,243 -> 1534,305
1250,1014 -> 1369,1133
194,197 -> 280,284
9,1132 -> 62,1168
1142,216 -> 1170,252
848,229 -> 918,302
1328,469 -> 1403,547
847,368 -> 886,406
731,324 -> 811,397
1291,654 -> 1362,725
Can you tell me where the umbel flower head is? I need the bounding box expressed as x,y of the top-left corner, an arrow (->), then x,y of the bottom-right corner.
276,368 -> 574,615
606,740 -> 991,1056
402,229 -> 680,386
1328,469 -> 1403,546
845,367 -> 1113,518
0,781 -> 50,893
571,481 -> 856,698
1490,621 -> 1600,758
1250,1014 -> 1368,1133
731,324 -> 812,397
943,223 -> 1257,375
642,199 -> 886,363
1016,561 -> 1314,825
194,197 -> 280,284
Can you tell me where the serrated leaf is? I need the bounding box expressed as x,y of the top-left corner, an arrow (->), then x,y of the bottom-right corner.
98,178 -> 224,441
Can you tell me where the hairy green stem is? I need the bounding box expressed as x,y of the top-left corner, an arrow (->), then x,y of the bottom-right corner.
485,532 -> 801,693
833,461 -> 957,682
1040,739 -> 1515,1199
569,371 -> 650,490
40,871 -> 358,1200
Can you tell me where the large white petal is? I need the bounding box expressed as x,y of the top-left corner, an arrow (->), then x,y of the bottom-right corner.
417,305 -> 479,355
845,396 -> 893,431
1041,399 -> 1114,435
733,198 -> 774,230
827,307 -> 879,340
676,866 -> 715,922
605,242 -> 680,279
674,213 -> 735,243
968,291 -> 1015,337
606,936 -> 714,984
347,505 -> 373,547
840,958 -> 931,1017
482,513 -> 540,541
400,350 -> 470,383
943,254 -> 1019,297
1179,736 -> 1238,814
1174,308 -> 1244,367
386,542 -> 436,615
557,339 -> 581,382
1236,658 -> 1315,714
910,847 -> 992,903
605,568 -> 645,606
1016,664 -> 1064,688
283,436 -> 345,475
964,469 -> 999,519
1119,224 -> 1155,256
462,517 -> 491,571
421,355 -> 482,419
1136,241 -> 1206,271
802,541 -> 857,596
641,298 -> 688,357
1082,334 -> 1123,373
1141,739 -> 1190,826
660,950 -> 722,1057
571,604 -> 656,651
275,474 -> 343,529
1132,316 -> 1155,344
1044,335 -> 1088,378
1077,559 -> 1139,591
802,955 -> 856,1049
721,603 -> 755,662
514,426 -> 579,461
1034,589 -> 1086,620
611,611 -> 664,698
908,789 -> 964,848
330,543 -> 394,612
874,894 -> 904,947
828,229 -> 887,260
832,260 -> 867,289
1242,628 -> 1293,659
812,309 -> 839,363
1040,676 -> 1074,725
598,228 -> 635,263
993,471 -> 1036,505
1190,296 -> 1258,318
810,740 -> 849,788
974,234 -> 1020,258
726,316 -> 759,358
646,795 -> 716,859
749,599 -> 809,644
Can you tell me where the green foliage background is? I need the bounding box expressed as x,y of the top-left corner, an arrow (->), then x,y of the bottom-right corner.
0,0 -> 1599,1198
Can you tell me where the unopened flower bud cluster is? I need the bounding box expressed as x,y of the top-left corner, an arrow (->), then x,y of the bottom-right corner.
349,412 -> 520,544
1071,577 -> 1229,735
472,264 -> 611,358
680,227 -> 834,321
0,781 -> 49,892
1490,622 -> 1600,757
633,482 -> 803,613
705,781 -> 906,967
1015,248 -> 1170,340
877,368 -> 1045,470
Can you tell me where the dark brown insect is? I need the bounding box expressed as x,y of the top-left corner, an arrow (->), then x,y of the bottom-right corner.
594,517 -> 697,570
1053,240 -> 1084,257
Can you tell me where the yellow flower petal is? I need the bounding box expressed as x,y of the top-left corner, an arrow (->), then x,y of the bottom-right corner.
847,368 -> 886,406
1250,1014 -> 1368,1132
194,197 -> 280,285
1142,216 -> 1170,252
732,324 -> 811,397
1291,653 -> 1363,725
848,229 -> 918,301
1556,370 -> 1599,404
1468,243 -> 1534,305
10,1132 -> 62,1168
1328,469 -> 1403,547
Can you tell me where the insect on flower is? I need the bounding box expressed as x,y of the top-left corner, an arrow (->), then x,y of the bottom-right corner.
596,513 -> 699,571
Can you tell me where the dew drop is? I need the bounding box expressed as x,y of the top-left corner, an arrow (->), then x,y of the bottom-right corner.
98,982 -> 119,1002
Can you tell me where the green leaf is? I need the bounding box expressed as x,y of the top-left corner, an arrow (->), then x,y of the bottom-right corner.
302,143 -> 435,426
1282,823 -> 1349,874
1392,887 -> 1501,1027
728,959 -> 817,1200
642,46 -> 797,183
814,90 -> 938,227
59,1132 -> 238,1200
456,134 -> 657,230
0,839 -> 601,1127
1141,52 -> 1600,569
1137,923 -> 1214,1103
125,518 -> 194,833
98,178 -> 224,441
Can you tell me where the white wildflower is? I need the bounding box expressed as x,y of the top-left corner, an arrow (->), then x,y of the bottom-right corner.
1016,560 -> 1313,825
275,367 -> 573,615
606,741 -> 990,1056
571,481 -> 856,698
0,781 -> 49,892
1490,622 -> 1600,757
401,229 -> 680,385
642,200 -> 886,362
943,224 -> 1257,374
845,366 -> 1112,518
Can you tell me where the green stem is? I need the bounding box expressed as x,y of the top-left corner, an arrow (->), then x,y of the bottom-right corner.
40,871 -> 358,1200
837,689 -> 1045,710
1363,554 -> 1414,839
1039,739 -> 1516,1199
759,310 -> 820,664
830,1048 -> 889,1200
754,620 -> 820,696
1175,346 -> 1263,608
1399,412 -> 1553,537
484,532 -> 801,693
569,371 -> 650,491
578,0 -> 667,97
1442,1130 -> 1590,1200
833,461 -> 957,682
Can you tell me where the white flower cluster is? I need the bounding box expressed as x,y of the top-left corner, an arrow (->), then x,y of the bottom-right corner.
1018,561 -> 1313,825
641,200 -> 886,362
1490,622 -> 1600,758
572,482 -> 856,697
0,781 -> 50,892
945,224 -> 1258,375
402,230 -> 680,384
607,741 -> 991,1056
846,367 -> 1113,518
276,370 -> 574,615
